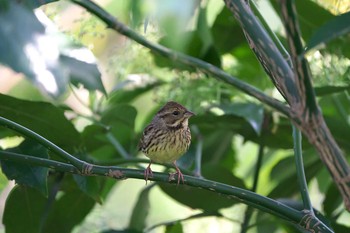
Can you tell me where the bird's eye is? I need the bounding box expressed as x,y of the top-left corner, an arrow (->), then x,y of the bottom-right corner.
172,110 -> 180,116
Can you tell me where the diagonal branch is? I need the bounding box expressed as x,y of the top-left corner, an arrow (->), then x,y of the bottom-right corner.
279,0 -> 350,211
71,0 -> 290,118
224,0 -> 350,211
0,150 -> 332,233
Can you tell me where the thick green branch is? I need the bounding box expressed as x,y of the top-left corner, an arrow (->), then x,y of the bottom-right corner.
0,115 -> 333,232
0,116 -> 89,171
224,0 -> 350,212
70,0 -> 291,118
0,150 -> 333,232
0,150 -> 300,224
279,0 -> 318,113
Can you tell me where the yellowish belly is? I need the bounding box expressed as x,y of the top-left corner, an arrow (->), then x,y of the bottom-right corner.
144,130 -> 190,163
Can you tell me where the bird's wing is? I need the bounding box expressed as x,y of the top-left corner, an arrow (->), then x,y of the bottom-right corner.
138,124 -> 154,151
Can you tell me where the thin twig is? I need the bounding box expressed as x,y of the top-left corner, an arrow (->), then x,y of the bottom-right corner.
191,125 -> 203,177
240,144 -> 265,233
105,132 -> 130,158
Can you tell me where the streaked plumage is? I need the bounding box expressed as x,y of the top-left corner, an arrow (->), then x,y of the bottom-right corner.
139,101 -> 194,184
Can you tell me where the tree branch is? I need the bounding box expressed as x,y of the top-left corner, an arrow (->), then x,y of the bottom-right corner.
0,115 -> 333,232
70,0 -> 291,118
0,150 -> 319,231
224,0 -> 350,210
292,125 -> 313,212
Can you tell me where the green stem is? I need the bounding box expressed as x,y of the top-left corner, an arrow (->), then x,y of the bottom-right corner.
191,125 -> 203,177
94,158 -> 193,175
240,144 -> 265,233
0,116 -> 89,172
250,1 -> 292,67
0,149 -> 333,232
0,149 -> 303,224
146,212 -> 226,232
292,125 -> 313,212
70,0 -> 291,118
105,132 -> 130,158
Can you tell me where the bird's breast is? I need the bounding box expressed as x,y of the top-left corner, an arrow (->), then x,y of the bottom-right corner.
144,127 -> 191,163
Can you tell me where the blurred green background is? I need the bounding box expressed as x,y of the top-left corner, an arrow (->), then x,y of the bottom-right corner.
0,0 -> 350,232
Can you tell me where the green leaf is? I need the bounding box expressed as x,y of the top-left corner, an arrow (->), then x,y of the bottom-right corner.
108,81 -> 164,104
101,104 -> 137,153
101,230 -> 141,233
42,189 -> 95,233
268,151 -> 323,198
0,1 -> 67,97
14,0 -> 58,9
128,186 -> 152,231
332,222 -> 350,233
1,140 -> 49,196
306,12 -> 350,52
73,175 -> 102,203
0,94 -> 81,151
215,102 -> 264,135
323,183 -> 342,217
153,30 -> 221,70
271,0 -> 333,41
256,212 -> 279,233
153,31 -> 201,71
81,124 -> 111,153
3,185 -> 48,233
192,111 -> 300,152
165,222 -> 183,233
314,85 -> 350,96
60,54 -> 106,95
211,6 -> 246,54
160,164 -> 246,211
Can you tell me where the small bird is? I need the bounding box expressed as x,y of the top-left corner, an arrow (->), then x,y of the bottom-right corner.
138,101 -> 195,185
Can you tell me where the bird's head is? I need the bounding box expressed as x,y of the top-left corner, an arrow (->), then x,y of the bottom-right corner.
156,101 -> 195,129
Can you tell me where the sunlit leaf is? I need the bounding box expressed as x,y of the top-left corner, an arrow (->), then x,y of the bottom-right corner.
215,102 -> 264,135
269,151 -> 323,198
0,1 -> 67,97
165,222 -> 183,233
60,54 -> 105,95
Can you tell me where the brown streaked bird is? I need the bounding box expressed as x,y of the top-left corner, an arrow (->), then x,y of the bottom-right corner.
138,101 -> 195,185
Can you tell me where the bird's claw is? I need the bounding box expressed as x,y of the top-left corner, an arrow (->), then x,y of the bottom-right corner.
169,169 -> 184,185
144,164 -> 153,184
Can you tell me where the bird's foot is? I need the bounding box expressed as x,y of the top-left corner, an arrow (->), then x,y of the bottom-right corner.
144,163 -> 153,185
169,162 -> 184,185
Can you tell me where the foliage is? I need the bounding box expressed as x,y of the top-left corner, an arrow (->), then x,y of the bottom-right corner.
0,0 -> 350,233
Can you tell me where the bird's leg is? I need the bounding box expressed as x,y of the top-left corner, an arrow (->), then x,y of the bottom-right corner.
144,162 -> 153,184
172,161 -> 184,185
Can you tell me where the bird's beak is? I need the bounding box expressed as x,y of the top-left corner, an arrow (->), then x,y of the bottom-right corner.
185,110 -> 195,117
